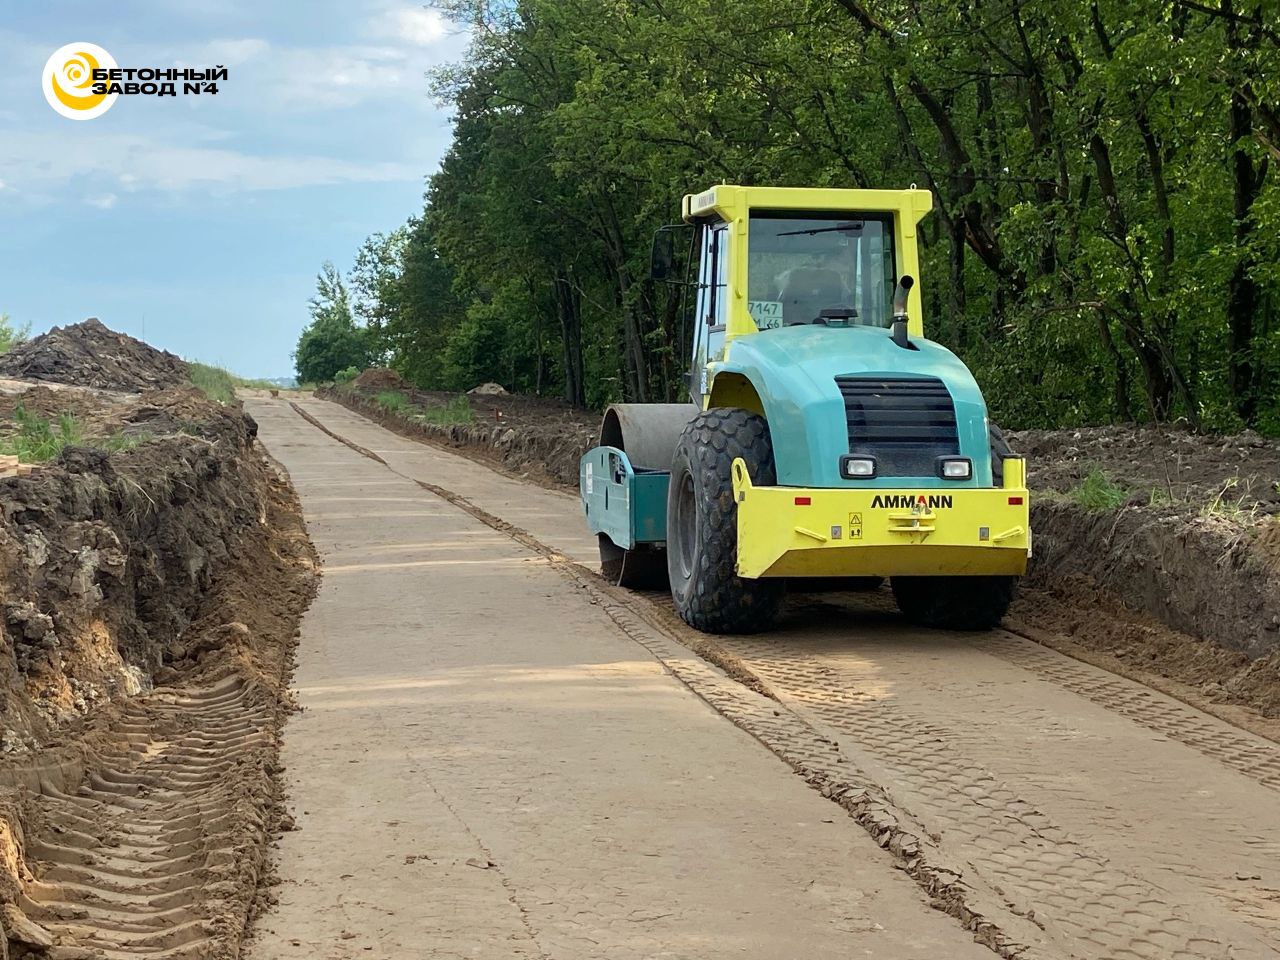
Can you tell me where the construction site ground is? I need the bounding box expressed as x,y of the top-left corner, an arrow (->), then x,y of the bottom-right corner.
246,393 -> 1280,960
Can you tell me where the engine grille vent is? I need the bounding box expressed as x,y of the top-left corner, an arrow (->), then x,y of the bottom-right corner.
835,376 -> 959,477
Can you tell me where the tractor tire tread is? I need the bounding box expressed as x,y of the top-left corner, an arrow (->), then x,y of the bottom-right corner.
890,575 -> 1017,631
668,408 -> 784,634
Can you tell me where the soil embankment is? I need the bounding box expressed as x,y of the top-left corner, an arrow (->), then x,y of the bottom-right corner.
0,320 -> 316,957
324,372 -> 1280,719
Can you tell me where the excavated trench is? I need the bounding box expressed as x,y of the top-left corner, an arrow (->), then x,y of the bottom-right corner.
0,377 -> 315,957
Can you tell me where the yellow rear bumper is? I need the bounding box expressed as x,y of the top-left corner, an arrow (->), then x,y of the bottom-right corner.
730,458 -> 1031,579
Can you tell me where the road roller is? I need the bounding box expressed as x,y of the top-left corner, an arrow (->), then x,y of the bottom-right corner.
579,184 -> 1030,633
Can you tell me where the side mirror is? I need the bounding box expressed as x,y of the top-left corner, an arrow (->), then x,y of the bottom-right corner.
650,225 -> 690,284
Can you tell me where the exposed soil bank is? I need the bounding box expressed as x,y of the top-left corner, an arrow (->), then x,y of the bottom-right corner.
322,378 -> 594,488
325,378 -> 1280,718
0,321 -> 317,956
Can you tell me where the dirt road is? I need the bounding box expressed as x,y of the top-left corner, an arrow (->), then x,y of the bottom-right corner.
246,398 -> 993,959
250,396 -> 1280,959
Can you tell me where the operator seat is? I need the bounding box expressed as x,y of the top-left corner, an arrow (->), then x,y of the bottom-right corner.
778,267 -> 848,325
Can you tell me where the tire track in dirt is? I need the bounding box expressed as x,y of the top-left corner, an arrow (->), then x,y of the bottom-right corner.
20,675 -> 278,959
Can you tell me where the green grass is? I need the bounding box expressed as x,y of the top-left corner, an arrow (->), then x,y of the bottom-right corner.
0,406 -> 157,463
0,405 -> 83,462
188,361 -> 276,404
1068,467 -> 1128,511
376,390 -> 410,413
417,395 -> 474,426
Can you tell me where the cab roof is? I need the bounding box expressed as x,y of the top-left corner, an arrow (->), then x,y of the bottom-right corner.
681,184 -> 932,225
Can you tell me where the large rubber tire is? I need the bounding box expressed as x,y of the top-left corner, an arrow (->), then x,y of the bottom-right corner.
990,422 -> 1014,486
666,409 -> 785,634
890,575 -> 1017,630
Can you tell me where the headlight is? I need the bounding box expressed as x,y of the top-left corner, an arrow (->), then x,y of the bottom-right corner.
936,457 -> 972,480
840,455 -> 877,479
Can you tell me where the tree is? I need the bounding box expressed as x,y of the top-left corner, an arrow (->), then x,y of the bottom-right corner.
0,313 -> 31,354
294,263 -> 376,383
320,0 -> 1279,430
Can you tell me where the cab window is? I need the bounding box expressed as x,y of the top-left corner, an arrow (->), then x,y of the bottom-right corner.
747,213 -> 896,329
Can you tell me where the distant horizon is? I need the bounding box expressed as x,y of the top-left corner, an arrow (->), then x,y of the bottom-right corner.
0,2 -> 469,379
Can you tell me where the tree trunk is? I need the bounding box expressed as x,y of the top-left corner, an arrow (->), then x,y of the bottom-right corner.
1226,18 -> 1264,424
553,275 -> 585,408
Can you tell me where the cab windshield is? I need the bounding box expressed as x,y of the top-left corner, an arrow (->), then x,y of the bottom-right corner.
747,213 -> 896,329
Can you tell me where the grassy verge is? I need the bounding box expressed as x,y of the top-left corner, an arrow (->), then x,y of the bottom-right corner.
376,390 -> 410,413
188,361 -> 276,404
417,395 -> 474,426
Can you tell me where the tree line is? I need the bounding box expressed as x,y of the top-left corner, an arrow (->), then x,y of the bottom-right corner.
296,0 -> 1279,433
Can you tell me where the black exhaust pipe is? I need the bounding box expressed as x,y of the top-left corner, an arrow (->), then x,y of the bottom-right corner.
891,275 -> 914,349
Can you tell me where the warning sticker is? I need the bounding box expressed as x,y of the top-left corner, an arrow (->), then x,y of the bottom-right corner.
585,462 -> 594,495
848,512 -> 863,539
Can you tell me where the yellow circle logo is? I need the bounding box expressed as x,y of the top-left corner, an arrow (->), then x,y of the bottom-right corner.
43,43 -> 118,120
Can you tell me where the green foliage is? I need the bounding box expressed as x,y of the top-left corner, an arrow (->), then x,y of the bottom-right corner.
316,0 -> 1278,429
100,431 -> 153,453
1200,477 -> 1260,521
0,406 -> 156,462
1069,468 -> 1129,512
295,262 -> 378,384
188,362 -> 276,403
0,313 -> 31,354
376,390 -> 410,413
189,363 -> 239,403
417,395 -> 474,425
334,366 -> 360,384
0,406 -> 83,462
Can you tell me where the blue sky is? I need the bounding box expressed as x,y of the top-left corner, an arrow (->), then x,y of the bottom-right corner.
0,1 -> 468,378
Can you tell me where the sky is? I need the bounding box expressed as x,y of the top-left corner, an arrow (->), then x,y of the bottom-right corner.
0,1 -> 469,378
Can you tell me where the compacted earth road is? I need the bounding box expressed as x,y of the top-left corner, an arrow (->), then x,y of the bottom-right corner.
247,395 -> 1280,960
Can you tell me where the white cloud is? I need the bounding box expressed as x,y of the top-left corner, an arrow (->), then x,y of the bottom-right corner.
195,38 -> 271,67
0,131 -> 421,194
377,8 -> 447,46
86,193 -> 118,209
265,46 -> 418,108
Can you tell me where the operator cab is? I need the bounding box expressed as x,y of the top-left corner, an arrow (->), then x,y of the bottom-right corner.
748,213 -> 896,330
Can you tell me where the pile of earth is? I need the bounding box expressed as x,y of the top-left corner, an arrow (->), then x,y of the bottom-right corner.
997,423 -> 1280,718
352,367 -> 408,392
0,318 -> 189,393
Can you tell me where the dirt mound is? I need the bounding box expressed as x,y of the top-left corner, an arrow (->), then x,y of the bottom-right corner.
352,367 -> 407,392
0,318 -> 189,392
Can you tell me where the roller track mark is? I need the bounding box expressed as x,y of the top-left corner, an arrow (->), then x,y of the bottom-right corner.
979,631 -> 1280,792
725,636 -> 1276,959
